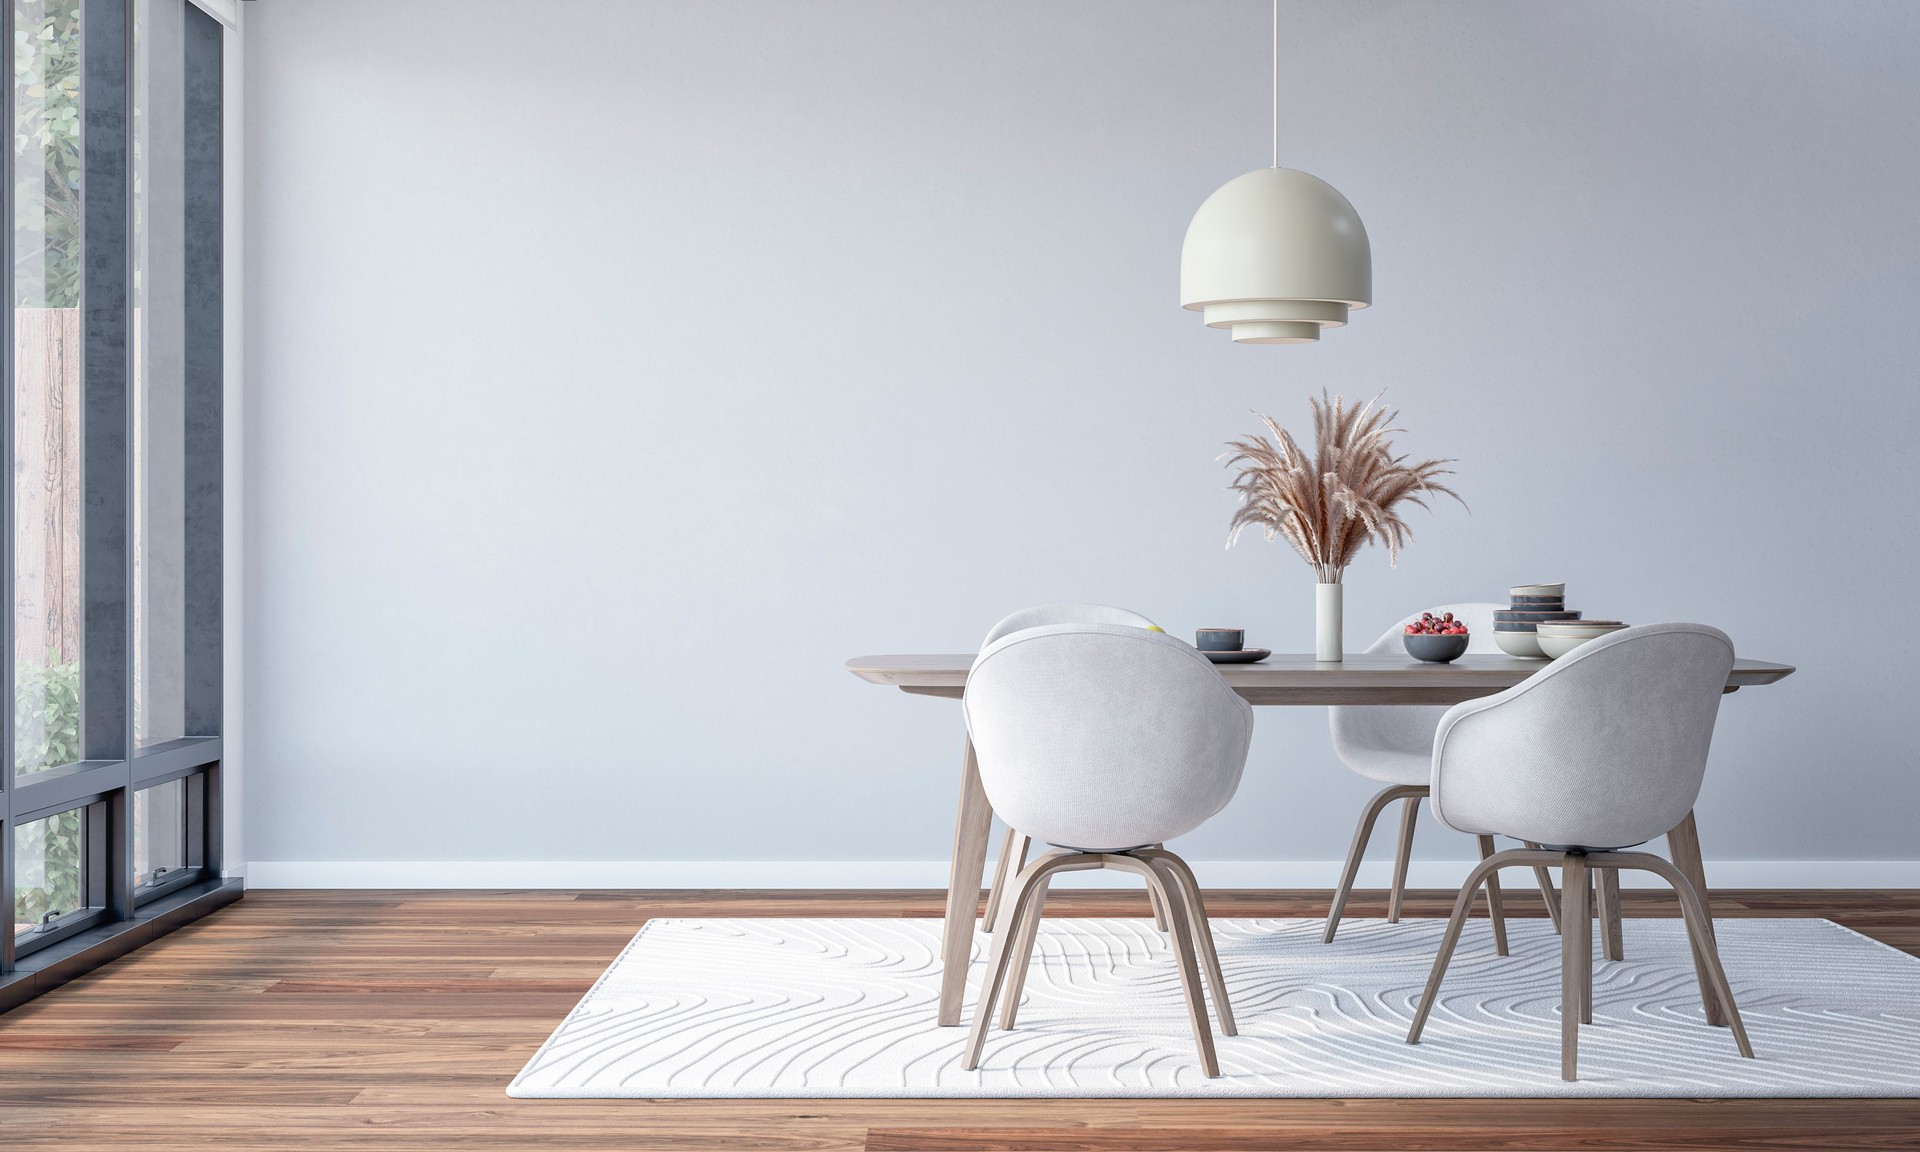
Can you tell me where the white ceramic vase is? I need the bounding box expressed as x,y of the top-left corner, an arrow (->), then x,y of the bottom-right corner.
1316,582 -> 1343,662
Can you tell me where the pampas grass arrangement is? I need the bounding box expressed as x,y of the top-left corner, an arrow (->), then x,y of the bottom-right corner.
1224,392 -> 1464,584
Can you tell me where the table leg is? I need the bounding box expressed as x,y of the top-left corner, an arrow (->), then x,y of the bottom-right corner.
1666,809 -> 1727,1027
938,735 -> 995,1027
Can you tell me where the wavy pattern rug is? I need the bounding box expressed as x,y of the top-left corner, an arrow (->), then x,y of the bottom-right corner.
508,916 -> 1920,1098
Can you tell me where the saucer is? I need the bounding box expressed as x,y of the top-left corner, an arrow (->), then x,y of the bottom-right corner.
1203,648 -> 1270,664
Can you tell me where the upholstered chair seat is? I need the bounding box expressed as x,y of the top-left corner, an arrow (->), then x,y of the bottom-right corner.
1334,744 -> 1432,788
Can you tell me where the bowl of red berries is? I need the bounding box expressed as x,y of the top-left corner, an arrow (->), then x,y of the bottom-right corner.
1404,612 -> 1470,663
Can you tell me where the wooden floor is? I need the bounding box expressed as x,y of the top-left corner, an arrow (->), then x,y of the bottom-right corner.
0,888 -> 1916,1150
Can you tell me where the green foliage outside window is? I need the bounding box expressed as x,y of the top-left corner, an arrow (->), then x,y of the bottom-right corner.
18,651 -> 80,773
12,0 -> 86,928
14,658 -> 83,926
15,0 -> 84,309
14,811 -> 83,927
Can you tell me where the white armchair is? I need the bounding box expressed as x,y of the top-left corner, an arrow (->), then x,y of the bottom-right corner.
976,605 -> 1169,933
1404,623 -> 1755,1081
1324,603 -> 1558,947
962,623 -> 1253,1077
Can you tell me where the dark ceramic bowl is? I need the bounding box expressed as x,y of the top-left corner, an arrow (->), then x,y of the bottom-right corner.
1509,596 -> 1566,607
1404,631 -> 1471,663
1495,609 -> 1581,621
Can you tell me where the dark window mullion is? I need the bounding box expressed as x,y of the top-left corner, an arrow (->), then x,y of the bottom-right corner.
81,0 -> 134,922
82,0 -> 131,769
88,797 -> 113,911
0,819 -> 14,973
182,0 -> 220,739
185,768 -> 205,872
2,0 -> 20,977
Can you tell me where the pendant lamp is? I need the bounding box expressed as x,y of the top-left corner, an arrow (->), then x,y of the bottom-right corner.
1180,2 -> 1370,344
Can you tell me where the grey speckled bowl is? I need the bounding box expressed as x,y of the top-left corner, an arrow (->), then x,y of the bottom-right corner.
1404,631 -> 1471,663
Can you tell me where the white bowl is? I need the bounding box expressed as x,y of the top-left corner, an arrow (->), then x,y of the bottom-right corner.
1539,633 -> 1602,660
1495,630 -> 1548,659
1535,620 -> 1627,637
1510,582 -> 1566,597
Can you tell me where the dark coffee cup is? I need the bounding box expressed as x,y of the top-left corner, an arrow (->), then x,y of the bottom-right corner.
1195,628 -> 1244,652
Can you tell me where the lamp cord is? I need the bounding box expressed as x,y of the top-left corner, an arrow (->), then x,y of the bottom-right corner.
1271,0 -> 1279,167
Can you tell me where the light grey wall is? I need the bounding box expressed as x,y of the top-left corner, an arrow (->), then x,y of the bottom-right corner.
243,0 -> 1920,880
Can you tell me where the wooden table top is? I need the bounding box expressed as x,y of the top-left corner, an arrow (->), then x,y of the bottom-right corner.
846,652 -> 1797,707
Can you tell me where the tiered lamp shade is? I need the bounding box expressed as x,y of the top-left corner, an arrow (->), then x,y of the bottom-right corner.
1180,167 -> 1371,343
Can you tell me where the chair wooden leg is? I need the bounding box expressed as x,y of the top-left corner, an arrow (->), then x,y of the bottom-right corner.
1106,854 -> 1218,1077
963,857 -> 1048,1070
1478,835 -> 1509,957
1155,874 -> 1221,1078
1582,878 -> 1594,1026
1388,794 -> 1420,924
1406,848 -> 1543,1044
1147,882 -> 1170,932
1560,852 -> 1591,1081
1604,851 -> 1755,1060
1665,811 -> 1728,1026
1140,850 -> 1236,1036
1325,785 -> 1425,943
963,854 -> 1095,1070
996,869 -> 1053,1030
1525,840 -> 1563,933
1596,868 -> 1624,961
982,827 -> 1030,933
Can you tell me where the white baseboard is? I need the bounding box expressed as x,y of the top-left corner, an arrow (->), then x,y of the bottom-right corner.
243,859 -> 1920,890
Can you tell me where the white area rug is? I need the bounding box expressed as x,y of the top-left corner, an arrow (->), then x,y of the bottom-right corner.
508,916 -> 1920,1098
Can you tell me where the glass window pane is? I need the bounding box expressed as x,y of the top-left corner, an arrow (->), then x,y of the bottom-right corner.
13,0 -> 86,777
13,807 -> 88,935
134,778 -> 188,889
133,0 -> 188,747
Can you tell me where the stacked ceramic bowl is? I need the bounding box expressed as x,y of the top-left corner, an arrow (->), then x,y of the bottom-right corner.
1536,618 -> 1628,659
1494,583 -> 1576,659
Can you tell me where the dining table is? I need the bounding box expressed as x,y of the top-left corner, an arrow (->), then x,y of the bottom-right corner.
846,650 -> 1797,1028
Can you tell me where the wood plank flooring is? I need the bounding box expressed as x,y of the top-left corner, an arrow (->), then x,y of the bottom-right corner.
0,888 -> 1916,1150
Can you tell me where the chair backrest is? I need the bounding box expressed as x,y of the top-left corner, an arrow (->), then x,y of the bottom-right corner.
1429,623 -> 1736,850
1329,603 -> 1503,758
980,603 -> 1159,648
965,623 -> 1254,852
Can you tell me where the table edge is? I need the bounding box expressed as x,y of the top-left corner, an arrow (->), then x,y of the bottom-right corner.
845,655 -> 1797,689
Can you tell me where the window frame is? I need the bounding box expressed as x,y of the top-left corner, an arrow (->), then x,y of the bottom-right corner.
0,0 -> 234,1004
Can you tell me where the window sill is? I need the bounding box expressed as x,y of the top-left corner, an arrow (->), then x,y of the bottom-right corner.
1,877 -> 242,1011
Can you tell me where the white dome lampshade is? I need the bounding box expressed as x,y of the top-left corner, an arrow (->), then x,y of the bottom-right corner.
1180,166 -> 1371,344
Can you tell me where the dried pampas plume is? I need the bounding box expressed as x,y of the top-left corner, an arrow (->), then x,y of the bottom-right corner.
1223,391 -> 1465,583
